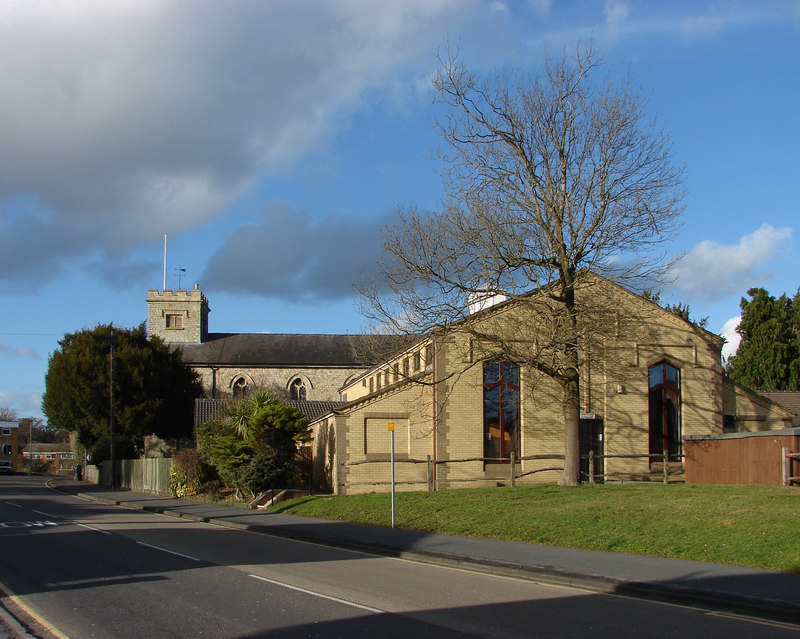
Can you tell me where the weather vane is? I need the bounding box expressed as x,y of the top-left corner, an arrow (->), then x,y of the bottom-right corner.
175,266 -> 187,289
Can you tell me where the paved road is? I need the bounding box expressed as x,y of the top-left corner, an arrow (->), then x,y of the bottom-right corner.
0,476 -> 798,638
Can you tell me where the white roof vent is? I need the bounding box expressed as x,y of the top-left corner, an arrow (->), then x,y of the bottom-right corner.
468,291 -> 508,315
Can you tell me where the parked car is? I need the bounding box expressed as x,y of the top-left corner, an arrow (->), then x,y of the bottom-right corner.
0,460 -> 13,474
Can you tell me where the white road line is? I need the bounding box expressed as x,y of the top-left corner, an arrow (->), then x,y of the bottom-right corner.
248,574 -> 385,614
4,501 -> 22,508
706,610 -> 800,631
137,541 -> 201,561
75,522 -> 112,535
33,509 -> 57,518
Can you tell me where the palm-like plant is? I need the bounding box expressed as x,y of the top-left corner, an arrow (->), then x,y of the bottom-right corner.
227,389 -> 281,438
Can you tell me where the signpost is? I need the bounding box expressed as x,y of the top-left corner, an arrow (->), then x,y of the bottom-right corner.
388,422 -> 395,529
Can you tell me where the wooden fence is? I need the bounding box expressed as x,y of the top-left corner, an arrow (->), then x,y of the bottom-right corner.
783,448 -> 800,486
83,458 -> 173,495
684,428 -> 800,486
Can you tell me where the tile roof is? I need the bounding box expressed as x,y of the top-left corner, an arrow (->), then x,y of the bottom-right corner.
194,398 -> 344,428
286,400 -> 345,422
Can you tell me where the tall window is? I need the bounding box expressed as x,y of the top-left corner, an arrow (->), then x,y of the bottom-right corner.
232,377 -> 249,399
649,361 -> 681,460
289,378 -> 306,401
425,344 -> 435,370
484,362 -> 520,459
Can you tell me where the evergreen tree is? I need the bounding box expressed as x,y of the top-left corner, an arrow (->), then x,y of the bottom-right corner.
43,324 -> 202,449
196,390 -> 309,499
728,288 -> 800,390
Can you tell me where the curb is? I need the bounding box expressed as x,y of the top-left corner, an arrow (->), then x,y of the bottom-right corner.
59,486 -> 800,628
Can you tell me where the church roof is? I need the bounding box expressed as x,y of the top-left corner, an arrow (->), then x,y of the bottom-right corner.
175,333 -> 402,368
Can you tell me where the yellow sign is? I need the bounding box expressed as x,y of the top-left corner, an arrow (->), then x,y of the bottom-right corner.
388,422 -> 394,431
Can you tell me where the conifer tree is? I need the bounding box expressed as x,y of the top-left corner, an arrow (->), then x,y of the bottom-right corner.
728,288 -> 800,390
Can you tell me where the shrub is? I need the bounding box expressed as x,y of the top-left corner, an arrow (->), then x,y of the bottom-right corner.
169,448 -> 216,497
241,455 -> 287,496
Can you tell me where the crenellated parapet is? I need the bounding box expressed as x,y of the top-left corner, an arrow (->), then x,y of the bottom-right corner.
146,284 -> 210,344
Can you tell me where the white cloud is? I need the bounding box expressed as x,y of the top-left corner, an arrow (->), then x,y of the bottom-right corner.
588,2 -> 800,43
0,0 -> 481,292
673,224 -> 793,301
719,316 -> 741,361
0,391 -> 43,419
604,0 -> 630,37
0,342 -> 40,360
202,203 -> 395,302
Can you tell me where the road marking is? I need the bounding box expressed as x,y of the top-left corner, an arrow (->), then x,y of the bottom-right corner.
75,522 -> 112,535
33,509 -> 57,518
0,520 -> 57,528
0,579 -> 72,639
137,541 -> 201,561
3,501 -> 22,508
706,610 -> 800,631
248,574 -> 385,613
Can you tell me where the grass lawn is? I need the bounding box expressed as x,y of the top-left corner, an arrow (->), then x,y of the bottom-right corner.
268,484 -> 800,572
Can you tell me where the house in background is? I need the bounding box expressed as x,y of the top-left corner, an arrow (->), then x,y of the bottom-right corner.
0,421 -> 20,468
310,275 -> 795,494
22,442 -> 75,472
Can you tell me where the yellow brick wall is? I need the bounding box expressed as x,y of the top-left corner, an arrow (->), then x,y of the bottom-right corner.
721,380 -> 795,432
321,276 -> 791,493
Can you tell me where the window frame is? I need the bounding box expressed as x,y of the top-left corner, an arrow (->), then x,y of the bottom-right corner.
648,360 -> 682,461
483,361 -> 521,461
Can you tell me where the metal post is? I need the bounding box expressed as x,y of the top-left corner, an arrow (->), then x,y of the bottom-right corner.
389,422 -> 395,529
663,445 -> 668,485
589,450 -> 595,484
28,419 -> 32,474
426,455 -> 432,492
109,325 -> 115,490
510,452 -> 516,487
390,429 -> 396,528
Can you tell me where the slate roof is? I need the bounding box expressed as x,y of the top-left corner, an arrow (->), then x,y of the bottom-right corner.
758,391 -> 800,427
175,333 -> 404,368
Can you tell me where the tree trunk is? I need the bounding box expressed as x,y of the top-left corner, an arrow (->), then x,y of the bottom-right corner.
558,374 -> 581,486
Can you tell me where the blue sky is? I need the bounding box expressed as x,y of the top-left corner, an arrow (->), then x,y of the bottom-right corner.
1,1 -> 798,421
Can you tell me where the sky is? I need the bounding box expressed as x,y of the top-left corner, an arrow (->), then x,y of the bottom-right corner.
1,0 -> 798,422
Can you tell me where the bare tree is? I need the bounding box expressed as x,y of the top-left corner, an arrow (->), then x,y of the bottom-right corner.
359,44 -> 684,485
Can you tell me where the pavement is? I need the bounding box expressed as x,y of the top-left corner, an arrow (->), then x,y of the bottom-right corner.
50,478 -> 800,626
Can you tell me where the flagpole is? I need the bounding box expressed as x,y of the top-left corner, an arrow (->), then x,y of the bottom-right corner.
163,233 -> 167,291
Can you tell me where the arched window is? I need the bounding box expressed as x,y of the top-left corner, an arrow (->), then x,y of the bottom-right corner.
290,377 -> 307,401
232,377 -> 249,399
484,362 -> 520,460
649,361 -> 681,461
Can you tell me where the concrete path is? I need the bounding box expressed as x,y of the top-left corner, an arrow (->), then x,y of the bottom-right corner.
50,479 -> 800,626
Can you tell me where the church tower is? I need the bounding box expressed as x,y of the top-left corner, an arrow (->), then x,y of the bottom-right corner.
146,284 -> 210,344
